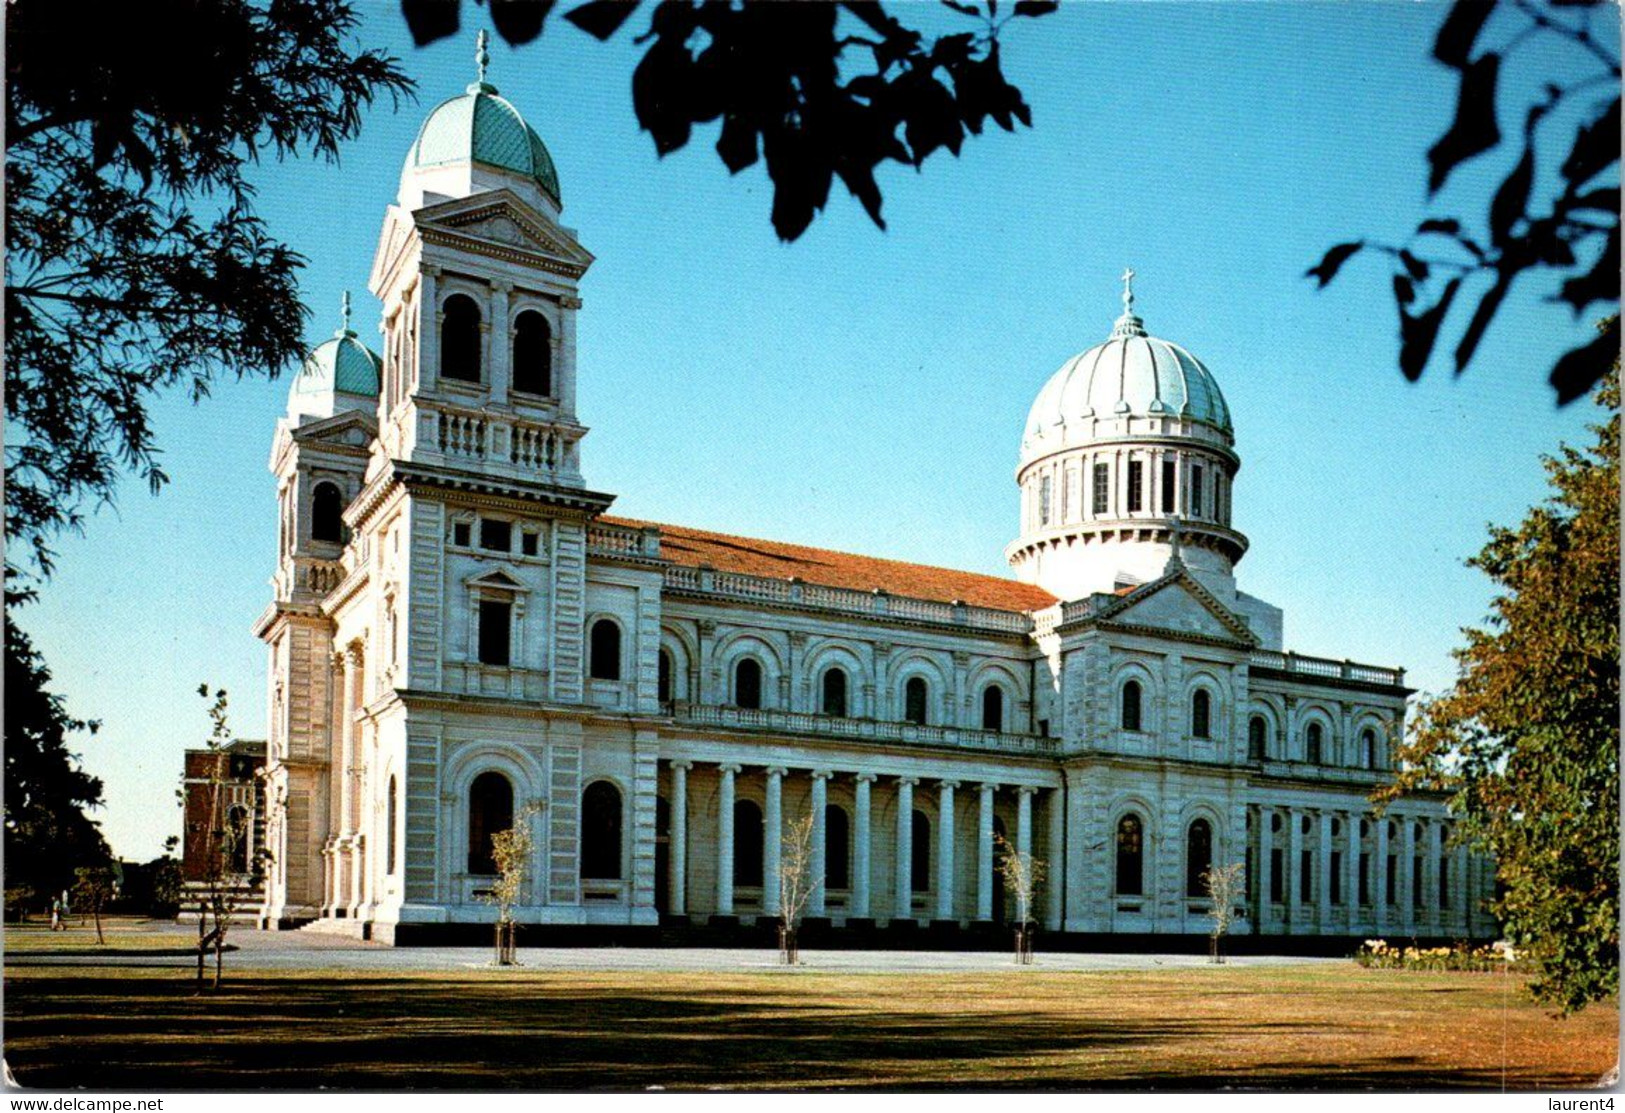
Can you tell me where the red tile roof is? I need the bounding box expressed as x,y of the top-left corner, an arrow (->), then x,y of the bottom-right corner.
602,516 -> 1057,614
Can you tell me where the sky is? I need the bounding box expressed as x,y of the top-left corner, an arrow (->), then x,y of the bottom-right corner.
19,1 -> 1618,862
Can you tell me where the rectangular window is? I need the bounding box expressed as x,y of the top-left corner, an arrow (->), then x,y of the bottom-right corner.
478,599 -> 511,666
1412,856 -> 1423,908
1127,460 -> 1144,512
1039,474 -> 1052,526
1385,854 -> 1397,905
480,518 -> 512,552
1245,848 -> 1255,901
520,531 -> 539,557
453,522 -> 471,548
1359,852 -> 1371,906
1439,858 -> 1450,909
1330,852 -> 1343,905
1092,462 -> 1109,515
1161,459 -> 1176,513
1191,464 -> 1205,516
1062,468 -> 1074,521
1269,848 -> 1283,903
1300,849 -> 1312,903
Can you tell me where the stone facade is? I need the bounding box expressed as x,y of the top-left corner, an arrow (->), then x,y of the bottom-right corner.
253,57 -> 1491,946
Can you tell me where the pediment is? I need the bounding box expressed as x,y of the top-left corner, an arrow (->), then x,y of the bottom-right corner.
466,567 -> 528,592
415,190 -> 594,274
1095,565 -> 1258,647
291,409 -> 378,448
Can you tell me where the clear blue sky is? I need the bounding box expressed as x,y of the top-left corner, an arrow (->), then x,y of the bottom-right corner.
22,1 -> 1616,861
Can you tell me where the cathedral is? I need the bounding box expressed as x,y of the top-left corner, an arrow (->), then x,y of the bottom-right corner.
254,41 -> 1493,947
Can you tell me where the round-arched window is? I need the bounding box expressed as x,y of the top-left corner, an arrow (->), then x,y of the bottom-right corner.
1186,818 -> 1212,897
1116,813 -> 1144,896
1306,722 -> 1324,764
1248,715 -> 1268,760
589,619 -> 622,681
981,685 -> 1005,732
903,676 -> 929,725
1191,688 -> 1212,739
580,781 -> 623,880
511,310 -> 553,396
1121,680 -> 1143,732
468,770 -> 513,875
311,481 -> 344,543
734,658 -> 763,709
821,666 -> 848,717
441,293 -> 482,383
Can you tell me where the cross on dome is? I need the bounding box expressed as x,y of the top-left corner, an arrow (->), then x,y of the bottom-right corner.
1121,267 -> 1136,316
1110,266 -> 1147,339
476,29 -> 490,85
341,290 -> 351,333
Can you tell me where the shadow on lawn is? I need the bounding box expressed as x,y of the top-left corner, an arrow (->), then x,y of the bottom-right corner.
0,973 -> 1576,1091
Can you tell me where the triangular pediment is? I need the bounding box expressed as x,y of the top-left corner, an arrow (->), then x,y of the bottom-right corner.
466,567 -> 527,592
414,190 -> 594,274
291,409 -> 378,447
1093,564 -> 1259,647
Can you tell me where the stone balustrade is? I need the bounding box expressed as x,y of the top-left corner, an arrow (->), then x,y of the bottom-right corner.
1250,649 -> 1405,687
669,700 -> 1055,756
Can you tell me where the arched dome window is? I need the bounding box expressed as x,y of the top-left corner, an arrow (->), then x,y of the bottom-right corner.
981,685 -> 1005,732
1116,813 -> 1144,896
821,666 -> 848,717
311,481 -> 344,544
1191,689 -> 1212,739
1306,722 -> 1324,764
733,799 -> 763,887
589,619 -> 622,681
511,310 -> 553,396
1121,680 -> 1143,732
1186,818 -> 1212,897
734,658 -> 763,710
468,770 -> 513,875
1248,715 -> 1268,760
903,676 -> 929,725
441,293 -> 482,383
580,781 -> 623,880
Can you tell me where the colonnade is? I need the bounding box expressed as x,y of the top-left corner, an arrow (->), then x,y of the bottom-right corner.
666,760 -> 1064,929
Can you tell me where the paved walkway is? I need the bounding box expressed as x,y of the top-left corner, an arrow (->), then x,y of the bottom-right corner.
8,923 -> 1345,973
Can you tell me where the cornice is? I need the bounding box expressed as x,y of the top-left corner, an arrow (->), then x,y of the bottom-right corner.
659,587 -> 1037,646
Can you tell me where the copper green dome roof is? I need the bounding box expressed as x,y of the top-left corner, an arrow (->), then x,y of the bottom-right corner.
291,294 -> 381,400
405,33 -> 561,206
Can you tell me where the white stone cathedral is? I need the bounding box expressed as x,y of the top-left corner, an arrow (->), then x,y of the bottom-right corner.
255,42 -> 1493,946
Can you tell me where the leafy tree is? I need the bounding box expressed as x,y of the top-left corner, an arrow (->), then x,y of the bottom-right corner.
73,864 -> 119,945
1308,0 -> 1619,403
402,0 -> 1057,241
190,686 -> 267,990
482,807 -> 540,965
993,831 -> 1044,964
1378,344 -> 1618,1013
1200,861 -> 1245,965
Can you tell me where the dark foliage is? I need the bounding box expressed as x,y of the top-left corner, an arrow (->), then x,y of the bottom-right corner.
402,0 -> 1055,241
1308,0 -> 1619,403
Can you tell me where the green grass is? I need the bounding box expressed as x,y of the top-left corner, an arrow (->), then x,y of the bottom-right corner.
4,960 -> 1616,1090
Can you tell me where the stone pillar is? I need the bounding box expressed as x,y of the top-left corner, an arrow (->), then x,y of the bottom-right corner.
1425,819 -> 1442,931
763,767 -> 784,917
1317,811 -> 1333,933
1257,807 -> 1274,933
809,771 -> 830,917
489,281 -> 511,405
936,781 -> 958,922
1016,787 -> 1034,862
418,267 -> 439,393
1374,815 -> 1390,934
1342,811 -> 1359,935
976,783 -> 996,921
669,762 -> 689,915
716,764 -> 738,916
1398,816 -> 1416,931
1453,839 -> 1469,934
1045,786 -> 1064,931
853,774 -> 874,920
895,777 -> 916,921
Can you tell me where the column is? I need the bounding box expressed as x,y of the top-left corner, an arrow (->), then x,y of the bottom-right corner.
1045,786 -> 1064,931
895,777 -> 916,921
1452,839 -> 1469,934
936,781 -> 958,921
809,771 -> 829,917
1398,816 -> 1416,931
418,267 -> 439,392
1016,787 -> 1034,861
340,646 -> 364,913
976,783 -> 996,921
1374,814 -> 1390,934
1342,811 -> 1358,935
763,767 -> 783,916
1317,811 -> 1333,933
716,764 -> 738,916
853,774 -> 874,919
1257,807 -> 1274,932
488,281 -> 511,405
1424,819 -> 1442,930
669,762 -> 689,915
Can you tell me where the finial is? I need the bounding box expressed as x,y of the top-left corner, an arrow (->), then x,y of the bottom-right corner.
476,29 -> 490,85
1121,266 -> 1136,317
341,290 -> 351,332
1110,266 -> 1147,339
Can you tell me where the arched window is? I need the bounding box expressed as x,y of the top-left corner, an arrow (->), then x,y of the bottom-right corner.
981,685 -> 1005,732
903,676 -> 929,725
733,799 -> 763,887
910,810 -> 931,892
1121,680 -> 1143,732
589,619 -> 622,681
467,770 -> 513,875
440,293 -> 482,383
734,658 -> 762,709
1361,728 -> 1378,769
311,481 -> 343,543
821,667 -> 848,717
657,648 -> 674,704
1116,813 -> 1144,896
511,310 -> 553,396
1306,722 -> 1324,764
825,806 -> 850,890
1186,818 -> 1213,897
1191,688 -> 1212,739
580,781 -> 623,880
1248,715 -> 1268,760
386,775 -> 399,875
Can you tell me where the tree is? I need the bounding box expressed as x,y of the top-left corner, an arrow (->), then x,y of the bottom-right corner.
73,864 -> 118,946
401,0 -> 1057,242
1308,0 -> 1619,403
1379,351 -> 1618,1014
777,808 -> 816,965
190,686 -> 267,991
1200,862 -> 1246,965
483,808 -> 539,965
993,831 -> 1044,965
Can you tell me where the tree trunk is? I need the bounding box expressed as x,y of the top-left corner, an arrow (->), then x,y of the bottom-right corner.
93,902 -> 104,945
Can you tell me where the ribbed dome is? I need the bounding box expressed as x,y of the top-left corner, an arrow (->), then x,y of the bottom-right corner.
405,80 -> 561,206
290,296 -> 381,403
1021,282 -> 1231,466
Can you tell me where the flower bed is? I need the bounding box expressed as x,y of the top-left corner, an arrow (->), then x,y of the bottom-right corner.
1355,938 -> 1523,973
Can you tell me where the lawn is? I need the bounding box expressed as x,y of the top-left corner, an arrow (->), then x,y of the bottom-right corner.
3,959 -> 1616,1090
